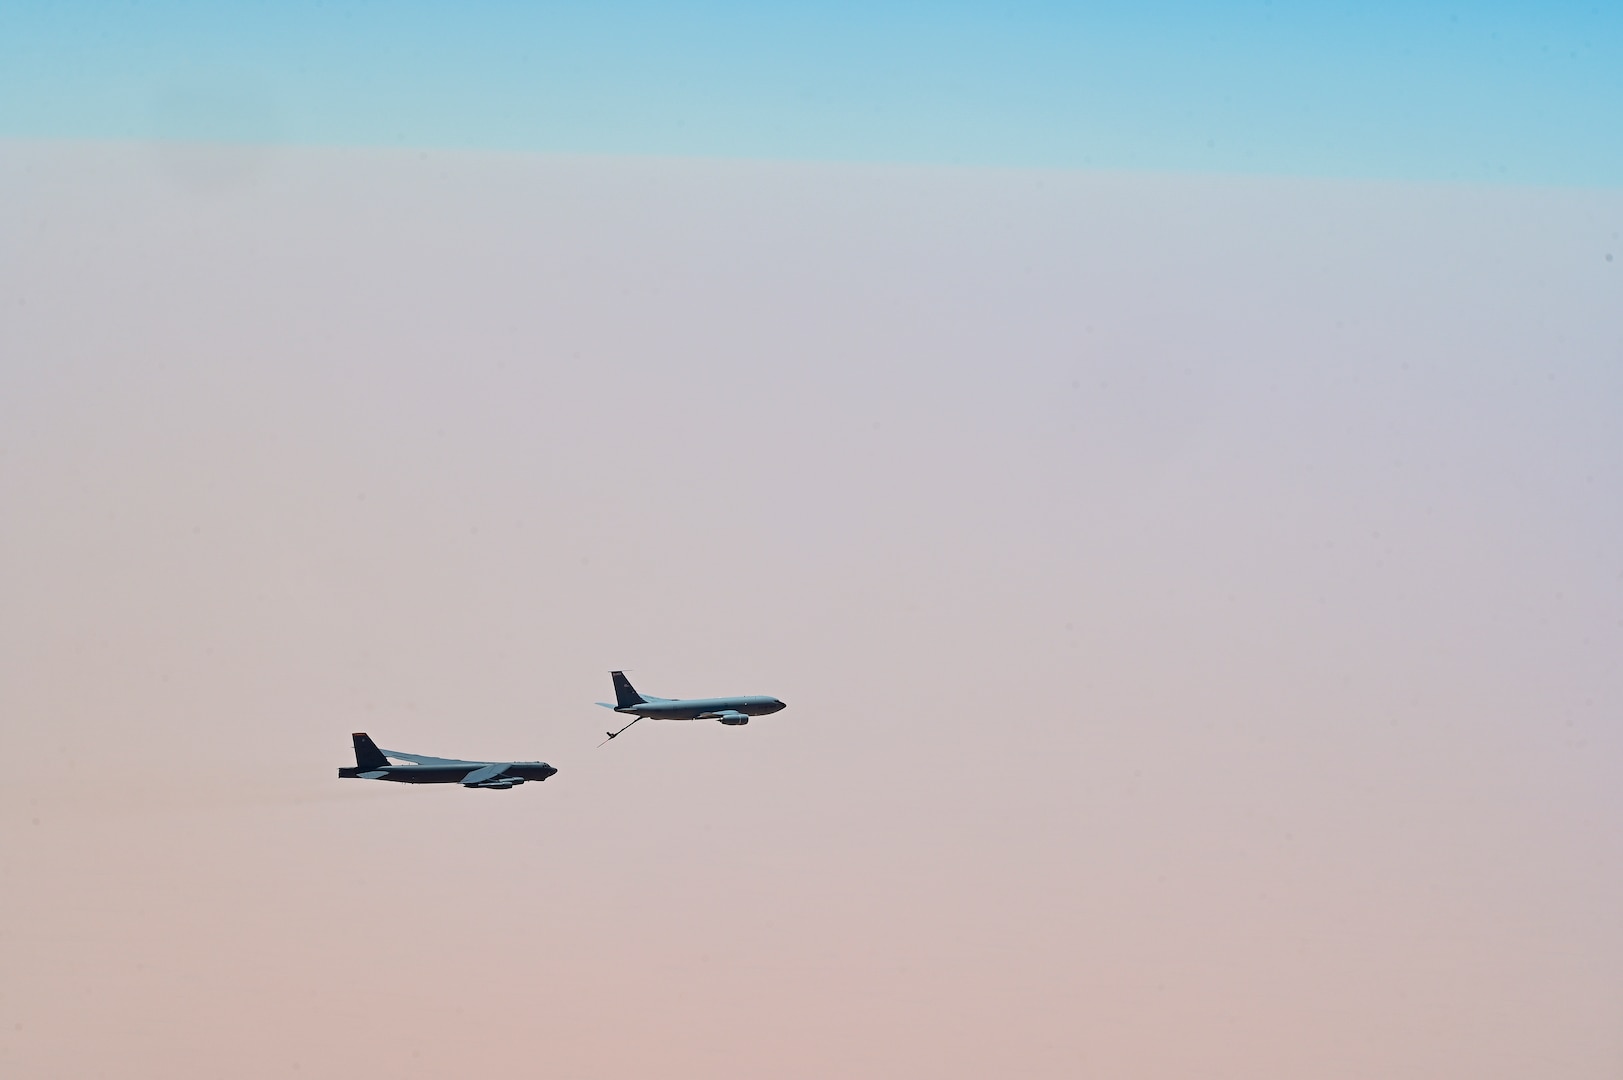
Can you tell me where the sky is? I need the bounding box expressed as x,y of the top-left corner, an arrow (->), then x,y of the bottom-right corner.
2,5 -> 1622,1079
2,2 -> 1622,184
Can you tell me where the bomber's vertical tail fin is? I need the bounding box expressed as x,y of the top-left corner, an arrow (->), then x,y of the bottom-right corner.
610,671 -> 646,709
352,732 -> 390,772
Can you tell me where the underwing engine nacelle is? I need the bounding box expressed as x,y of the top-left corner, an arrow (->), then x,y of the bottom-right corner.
713,711 -> 750,726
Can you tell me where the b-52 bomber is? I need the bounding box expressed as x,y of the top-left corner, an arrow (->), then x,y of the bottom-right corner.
338,733 -> 558,790
598,670 -> 787,743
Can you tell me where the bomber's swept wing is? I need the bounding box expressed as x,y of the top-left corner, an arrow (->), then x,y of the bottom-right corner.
459,763 -> 510,786
378,748 -> 483,766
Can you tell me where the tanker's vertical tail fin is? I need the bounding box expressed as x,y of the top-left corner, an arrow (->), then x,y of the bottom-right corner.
610,671 -> 646,709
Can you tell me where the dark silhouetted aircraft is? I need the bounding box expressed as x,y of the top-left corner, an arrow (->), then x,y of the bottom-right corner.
338,733 -> 557,790
598,670 -> 787,742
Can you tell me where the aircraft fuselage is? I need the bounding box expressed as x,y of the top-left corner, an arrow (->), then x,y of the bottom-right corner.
618,695 -> 786,721
337,761 -> 558,784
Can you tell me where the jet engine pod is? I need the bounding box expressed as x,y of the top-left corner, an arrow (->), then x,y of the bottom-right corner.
715,712 -> 750,726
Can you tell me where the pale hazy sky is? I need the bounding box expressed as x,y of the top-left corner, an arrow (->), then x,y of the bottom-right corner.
1,141 -> 1620,1078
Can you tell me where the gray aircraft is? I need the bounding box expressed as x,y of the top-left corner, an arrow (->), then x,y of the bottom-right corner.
598,670 -> 787,742
338,733 -> 558,790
